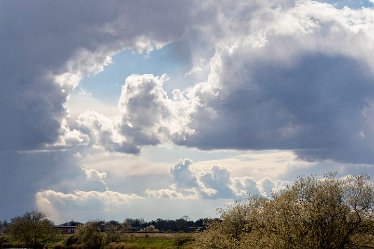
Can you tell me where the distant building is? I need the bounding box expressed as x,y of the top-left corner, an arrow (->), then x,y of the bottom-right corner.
54,221 -> 82,234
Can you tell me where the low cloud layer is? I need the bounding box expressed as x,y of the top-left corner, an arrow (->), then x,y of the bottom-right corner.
36,157 -> 288,222
147,159 -> 289,200
33,151 -> 374,223
36,190 -> 143,222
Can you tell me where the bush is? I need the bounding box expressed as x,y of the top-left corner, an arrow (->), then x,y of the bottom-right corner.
76,221 -> 106,249
0,235 -> 10,248
195,174 -> 374,249
65,235 -> 79,249
105,224 -> 123,243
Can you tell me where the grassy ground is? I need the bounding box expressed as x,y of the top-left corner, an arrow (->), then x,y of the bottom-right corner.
0,232 -> 195,249
104,233 -> 195,249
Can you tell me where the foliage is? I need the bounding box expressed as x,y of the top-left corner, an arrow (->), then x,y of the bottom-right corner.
2,231 -> 194,249
0,235 -> 10,248
123,217 -> 207,232
64,234 -> 79,249
75,221 -> 106,249
105,221 -> 123,243
0,220 -> 8,234
195,174 -> 374,249
6,211 -> 55,248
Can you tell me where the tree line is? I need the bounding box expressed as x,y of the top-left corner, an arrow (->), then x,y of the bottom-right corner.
0,213 -> 210,248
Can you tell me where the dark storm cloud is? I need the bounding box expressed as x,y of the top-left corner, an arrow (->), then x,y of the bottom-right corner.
165,1 -> 374,164
181,53 -> 374,163
0,151 -> 79,219
0,1 -> 116,150
0,149 -> 120,220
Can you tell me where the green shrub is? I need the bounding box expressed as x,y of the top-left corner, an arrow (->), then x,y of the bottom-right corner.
65,235 -> 79,249
76,222 -> 105,249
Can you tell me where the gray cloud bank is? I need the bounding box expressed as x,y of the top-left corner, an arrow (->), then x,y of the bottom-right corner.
183,54 -> 374,164
174,2 -> 374,164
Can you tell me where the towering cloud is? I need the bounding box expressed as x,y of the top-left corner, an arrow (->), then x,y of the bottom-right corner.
118,74 -> 193,148
170,159 -> 198,188
146,159 -> 289,200
0,0 -> 194,151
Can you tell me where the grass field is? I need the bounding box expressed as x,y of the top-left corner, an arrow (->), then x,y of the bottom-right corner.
103,233 -> 195,249
0,232 -> 196,249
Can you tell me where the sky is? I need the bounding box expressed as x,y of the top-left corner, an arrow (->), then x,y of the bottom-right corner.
2,0 -> 374,224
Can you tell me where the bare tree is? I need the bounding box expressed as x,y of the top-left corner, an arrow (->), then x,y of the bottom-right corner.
6,211 -> 55,248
